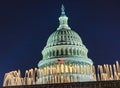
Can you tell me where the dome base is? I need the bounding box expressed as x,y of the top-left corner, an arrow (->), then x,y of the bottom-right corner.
36,74 -> 96,84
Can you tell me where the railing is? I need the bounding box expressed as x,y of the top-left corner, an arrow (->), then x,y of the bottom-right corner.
2,81 -> 120,88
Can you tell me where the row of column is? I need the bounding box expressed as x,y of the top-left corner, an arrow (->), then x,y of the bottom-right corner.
43,47 -> 87,59
38,63 -> 95,79
37,74 -> 78,84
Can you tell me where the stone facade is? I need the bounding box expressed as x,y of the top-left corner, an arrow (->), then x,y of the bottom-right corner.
2,81 -> 120,88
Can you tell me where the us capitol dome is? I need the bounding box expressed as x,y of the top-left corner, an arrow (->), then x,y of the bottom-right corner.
36,5 -> 96,84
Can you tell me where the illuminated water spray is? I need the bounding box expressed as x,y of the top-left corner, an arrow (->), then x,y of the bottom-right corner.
3,61 -> 120,86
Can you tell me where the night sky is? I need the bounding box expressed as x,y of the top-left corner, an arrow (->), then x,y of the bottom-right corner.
0,0 -> 120,86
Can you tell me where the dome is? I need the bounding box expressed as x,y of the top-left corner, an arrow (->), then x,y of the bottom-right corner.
37,5 -> 96,84
41,5 -> 89,60
46,28 -> 83,47
38,4 -> 93,62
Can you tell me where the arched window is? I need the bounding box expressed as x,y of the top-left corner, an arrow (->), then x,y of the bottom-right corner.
61,48 -> 63,55
53,50 -> 55,56
77,49 -> 79,55
56,50 -> 59,56
65,48 -> 68,55
49,51 -> 52,57
73,49 -> 76,55
69,48 -> 72,55
47,51 -> 50,58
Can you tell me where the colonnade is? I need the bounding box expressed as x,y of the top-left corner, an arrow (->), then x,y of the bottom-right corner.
37,63 -> 96,84
42,46 -> 87,59
39,63 -> 94,76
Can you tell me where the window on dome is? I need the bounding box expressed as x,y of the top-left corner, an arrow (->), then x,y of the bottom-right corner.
53,50 -> 55,56
61,49 -> 63,55
56,50 -> 59,56
65,48 -> 68,55
73,49 -> 76,55
69,48 -> 72,55
77,49 -> 79,55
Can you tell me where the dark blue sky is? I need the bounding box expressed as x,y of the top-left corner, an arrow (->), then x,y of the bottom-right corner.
0,0 -> 120,86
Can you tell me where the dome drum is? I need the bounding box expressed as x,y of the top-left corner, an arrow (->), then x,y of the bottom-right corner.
36,74 -> 95,84
38,57 -> 93,68
42,45 -> 88,60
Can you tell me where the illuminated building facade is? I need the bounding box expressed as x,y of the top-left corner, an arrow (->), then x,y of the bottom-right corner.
36,5 -> 96,84
2,5 -> 120,88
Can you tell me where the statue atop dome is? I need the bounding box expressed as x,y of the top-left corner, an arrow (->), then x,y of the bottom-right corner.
61,4 -> 65,16
57,4 -> 70,30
